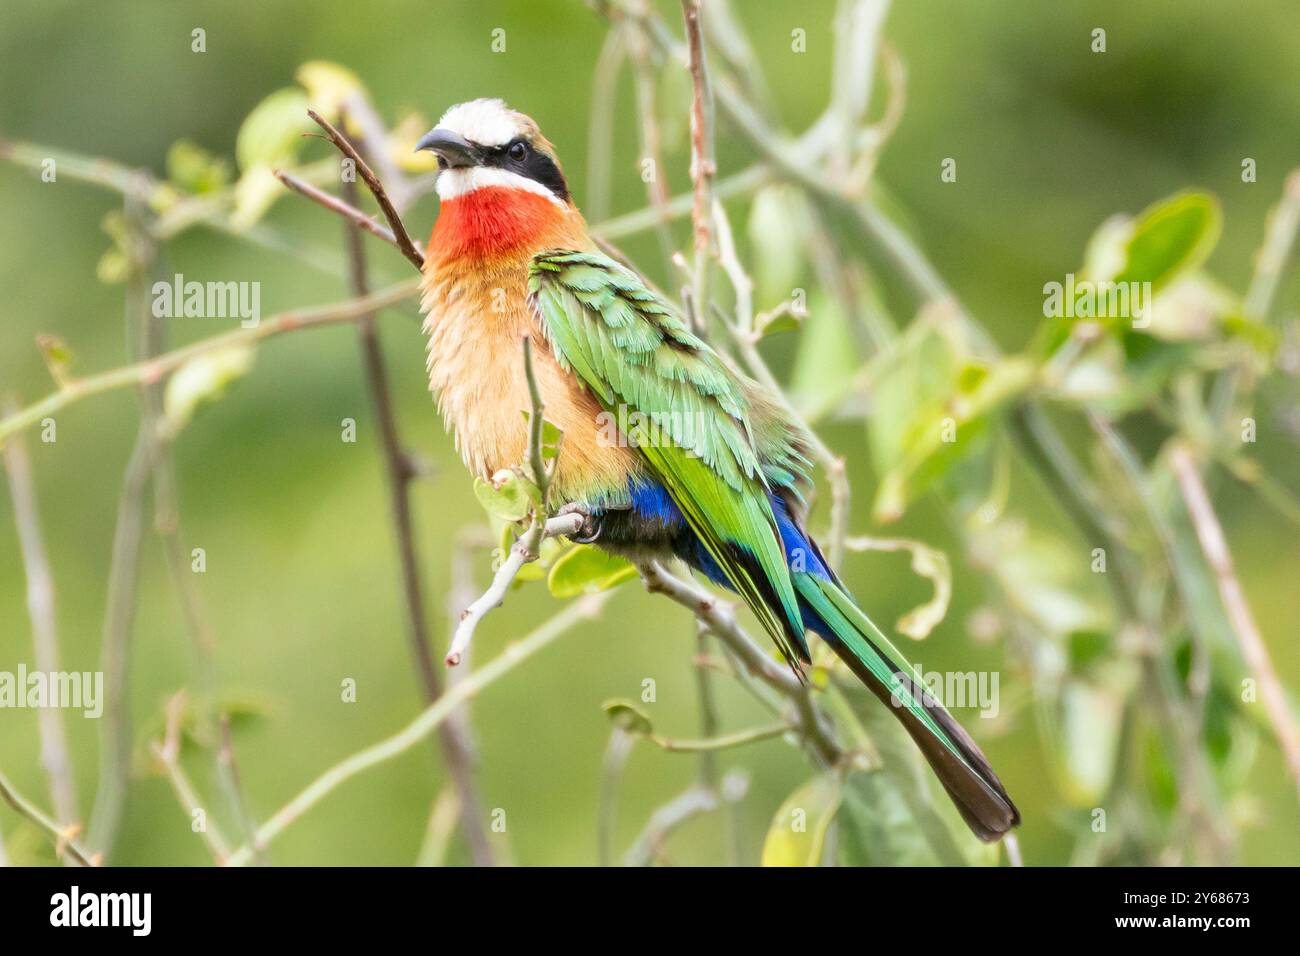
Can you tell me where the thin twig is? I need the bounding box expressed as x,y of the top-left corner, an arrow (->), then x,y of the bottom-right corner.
1169,443 -> 1300,795
622,784 -> 718,866
597,727 -> 635,867
0,280 -> 419,444
87,204 -> 159,858
340,159 -> 496,866
445,338 -> 575,667
637,561 -> 841,766
306,109 -> 424,270
681,0 -> 715,334
223,592 -> 612,866
150,692 -> 231,863
217,714 -> 263,864
276,169 -> 399,248
0,768 -> 96,867
445,513 -> 585,666
1,409 -> 78,829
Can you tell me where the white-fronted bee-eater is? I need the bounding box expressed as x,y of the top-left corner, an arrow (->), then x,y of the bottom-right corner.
416,98 -> 1019,841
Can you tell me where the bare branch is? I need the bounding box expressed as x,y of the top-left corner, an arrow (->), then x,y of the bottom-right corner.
681,0 -> 716,333
0,280 -> 419,445
637,561 -> 842,766
276,169 -> 399,249
1169,443 -> 1300,795
1,409 -> 78,828
340,161 -> 496,866
445,513 -> 585,667
150,692 -> 231,863
306,109 -> 425,270
0,768 -> 97,867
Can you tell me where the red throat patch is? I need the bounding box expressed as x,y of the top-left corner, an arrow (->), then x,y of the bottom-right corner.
427,186 -> 564,262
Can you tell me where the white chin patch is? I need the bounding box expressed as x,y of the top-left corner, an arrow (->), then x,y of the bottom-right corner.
436,98 -> 518,148
436,167 -> 564,207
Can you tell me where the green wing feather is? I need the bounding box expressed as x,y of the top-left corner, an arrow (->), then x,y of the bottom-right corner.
529,250 -> 808,665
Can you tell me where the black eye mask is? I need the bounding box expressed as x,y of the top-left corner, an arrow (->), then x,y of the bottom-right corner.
481,139 -> 570,202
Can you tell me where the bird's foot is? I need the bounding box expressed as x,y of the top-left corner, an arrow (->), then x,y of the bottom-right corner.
556,502 -> 602,544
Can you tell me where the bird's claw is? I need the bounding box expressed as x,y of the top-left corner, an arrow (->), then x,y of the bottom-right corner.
556,502 -> 602,544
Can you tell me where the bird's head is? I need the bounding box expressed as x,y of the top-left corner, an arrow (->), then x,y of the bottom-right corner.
416,98 -> 571,209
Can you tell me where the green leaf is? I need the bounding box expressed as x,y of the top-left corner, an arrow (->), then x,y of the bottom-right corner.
748,185 -> 811,308
789,291 -> 859,418
1057,679 -> 1124,805
601,699 -> 655,736
837,770 -> 946,867
164,346 -> 255,431
1110,191 -> 1221,294
472,470 -> 535,523
546,543 -> 636,598
294,60 -> 364,124
520,410 -> 563,463
760,776 -> 841,867
873,357 -> 1037,522
166,139 -> 230,194
35,333 -> 73,385
235,87 -> 313,172
832,675 -> 991,866
229,164 -> 286,231
1067,629 -> 1111,673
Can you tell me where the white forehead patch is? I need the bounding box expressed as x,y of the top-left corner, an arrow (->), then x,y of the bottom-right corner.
436,98 -> 520,148
436,166 -> 565,208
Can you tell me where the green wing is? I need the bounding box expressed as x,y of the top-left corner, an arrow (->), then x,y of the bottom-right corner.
528,250 -> 808,665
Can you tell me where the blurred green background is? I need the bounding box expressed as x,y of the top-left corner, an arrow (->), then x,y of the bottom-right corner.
1,0 -> 1297,865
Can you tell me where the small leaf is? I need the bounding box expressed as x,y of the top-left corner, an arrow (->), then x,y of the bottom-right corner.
163,346 -> 255,430
836,770 -> 946,867
235,87 -> 313,172
473,471 -> 533,523
601,699 -> 655,736
390,112 -> 441,172
789,292 -> 859,418
1058,679 -> 1124,805
761,776 -> 841,867
35,334 -> 73,386
166,139 -> 230,194
748,185 -> 811,308
230,164 -> 285,231
1111,191 -> 1221,294
546,544 -> 636,598
1066,629 -> 1110,673
95,250 -> 129,284
294,60 -> 364,125
872,357 -> 1037,522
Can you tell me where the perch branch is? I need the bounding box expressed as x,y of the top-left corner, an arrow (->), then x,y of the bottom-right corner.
446,338 -> 573,667
445,512 -> 585,667
637,561 -> 842,766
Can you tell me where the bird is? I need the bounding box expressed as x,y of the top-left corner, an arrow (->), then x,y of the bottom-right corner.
415,98 -> 1019,842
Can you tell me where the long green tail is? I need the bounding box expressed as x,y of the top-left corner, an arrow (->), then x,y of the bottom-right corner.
795,572 -> 1020,842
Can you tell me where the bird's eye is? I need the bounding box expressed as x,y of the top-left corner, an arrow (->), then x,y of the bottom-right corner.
508,141 -> 528,161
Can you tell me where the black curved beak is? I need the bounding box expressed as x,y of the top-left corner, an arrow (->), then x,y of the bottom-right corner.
414,128 -> 480,169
